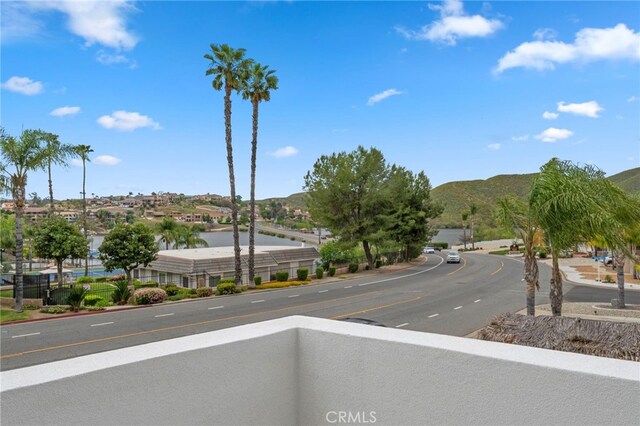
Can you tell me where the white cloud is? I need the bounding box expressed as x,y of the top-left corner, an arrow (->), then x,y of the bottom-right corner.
93,155 -> 121,166
535,128 -> 574,143
533,28 -> 558,41
367,89 -> 404,106
25,0 -> 138,50
97,111 -> 161,131
557,101 -> 603,118
628,96 -> 639,102
50,106 -> 80,117
70,158 -> 83,167
96,50 -> 137,68
396,0 -> 503,45
511,135 -> 529,142
271,146 -> 298,158
1,76 -> 43,95
495,23 -> 640,73
542,111 -> 559,120
487,143 -> 501,150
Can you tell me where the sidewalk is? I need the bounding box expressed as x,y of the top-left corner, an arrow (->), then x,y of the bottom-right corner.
543,257 -> 640,291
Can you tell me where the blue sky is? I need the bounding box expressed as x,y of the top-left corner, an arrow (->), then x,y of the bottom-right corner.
2,0 -> 639,201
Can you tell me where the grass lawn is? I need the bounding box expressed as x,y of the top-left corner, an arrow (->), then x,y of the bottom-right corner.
0,308 -> 29,323
0,289 -> 13,298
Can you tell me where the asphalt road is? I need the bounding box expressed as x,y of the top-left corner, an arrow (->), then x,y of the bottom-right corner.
1,252 -> 637,371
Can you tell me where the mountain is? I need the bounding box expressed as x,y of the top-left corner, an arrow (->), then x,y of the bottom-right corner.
256,192 -> 307,210
430,167 -> 640,228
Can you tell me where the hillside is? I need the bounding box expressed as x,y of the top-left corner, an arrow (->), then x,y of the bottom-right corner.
430,167 -> 640,228
257,192 -> 307,210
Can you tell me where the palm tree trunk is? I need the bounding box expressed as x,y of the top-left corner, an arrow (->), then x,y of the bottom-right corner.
48,160 -> 54,214
224,84 -> 242,287
248,100 -> 259,288
614,252 -> 626,308
14,187 -> 25,312
462,226 -> 467,250
470,219 -> 475,250
549,250 -> 563,316
83,158 -> 89,277
524,247 -> 539,316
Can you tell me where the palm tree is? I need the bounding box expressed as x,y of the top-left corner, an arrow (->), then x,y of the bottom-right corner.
205,43 -> 252,287
241,62 -> 278,287
155,216 -> 178,250
173,225 -> 209,249
0,128 -> 50,312
495,196 -> 541,316
469,203 -> 478,250
461,211 -> 469,250
75,144 -> 93,276
41,132 -> 76,214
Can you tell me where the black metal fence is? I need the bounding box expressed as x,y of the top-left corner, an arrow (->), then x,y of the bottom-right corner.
1,274 -> 118,305
1,274 -> 50,304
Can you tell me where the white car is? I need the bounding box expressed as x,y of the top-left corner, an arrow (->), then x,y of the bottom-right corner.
424,247 -> 435,254
447,251 -> 461,264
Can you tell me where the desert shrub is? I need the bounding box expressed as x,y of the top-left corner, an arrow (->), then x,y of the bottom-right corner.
348,263 -> 359,273
296,268 -> 308,281
196,287 -> 214,298
95,299 -> 111,308
275,272 -> 289,282
141,281 -> 158,288
329,267 -> 336,277
67,286 -> 89,312
604,275 -> 614,283
111,280 -> 132,305
134,288 -> 167,305
254,276 -> 262,286
76,276 -> 95,284
315,267 -> 324,279
84,294 -> 103,306
163,285 -> 179,296
217,282 -> 239,295
40,306 -> 67,314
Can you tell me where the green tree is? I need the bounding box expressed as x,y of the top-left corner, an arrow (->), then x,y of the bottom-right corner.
75,144 -> 93,276
469,203 -> 478,250
460,211 -> 469,250
33,216 -> 88,286
1,128 -> 51,312
41,132 -> 76,214
173,225 -> 209,249
98,223 -> 158,287
304,146 -> 390,269
241,62 -> 278,287
155,216 -> 178,250
495,196 -> 542,316
205,43 -> 252,287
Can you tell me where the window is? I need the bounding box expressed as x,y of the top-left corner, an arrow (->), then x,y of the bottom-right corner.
159,273 -> 166,284
182,276 -> 189,288
209,275 -> 221,287
133,270 -> 139,279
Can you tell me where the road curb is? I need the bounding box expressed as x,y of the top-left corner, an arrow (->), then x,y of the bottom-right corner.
0,304 -> 152,326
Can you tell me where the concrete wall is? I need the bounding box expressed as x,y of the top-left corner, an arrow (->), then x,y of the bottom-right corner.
2,316 -> 638,425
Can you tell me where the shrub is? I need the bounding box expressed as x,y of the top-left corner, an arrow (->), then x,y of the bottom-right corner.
315,267 -> 324,279
189,288 -> 197,295
375,260 -> 382,268
257,281 -> 309,289
76,276 -> 94,284
95,276 -> 108,283
604,275 -> 614,283
40,306 -> 67,314
141,281 -> 158,288
196,287 -> 214,298
132,279 -> 142,288
538,250 -> 547,259
84,294 -> 103,306
254,276 -> 262,286
163,285 -> 180,296
95,299 -> 111,308
432,242 -> 448,250
167,294 -> 186,301
275,272 -> 289,282
109,274 -> 126,282
348,263 -> 359,273
67,286 -> 89,312
217,282 -> 239,295
219,278 -> 236,285
134,288 -> 167,305
23,304 -> 40,310
329,267 -> 336,277
111,280 -> 132,305
241,285 -> 248,292
297,268 -> 309,281
86,306 -> 105,311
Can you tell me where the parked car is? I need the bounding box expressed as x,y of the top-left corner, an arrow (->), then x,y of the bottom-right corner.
447,251 -> 461,264
604,256 -> 613,265
424,247 -> 435,254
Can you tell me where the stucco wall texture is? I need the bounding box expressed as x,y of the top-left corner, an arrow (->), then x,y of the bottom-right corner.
2,316 -> 638,425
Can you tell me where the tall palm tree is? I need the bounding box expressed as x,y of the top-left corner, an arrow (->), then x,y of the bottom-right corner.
75,144 -> 93,276
241,62 -> 278,287
461,211 -> 469,250
469,203 -> 478,250
205,43 -> 252,287
495,196 -> 541,316
155,216 -> 178,250
42,132 -> 75,214
0,128 -> 50,312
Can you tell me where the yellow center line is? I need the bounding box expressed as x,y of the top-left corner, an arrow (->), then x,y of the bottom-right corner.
490,260 -> 505,276
0,291 -> 384,360
447,257 -> 467,276
331,296 -> 424,320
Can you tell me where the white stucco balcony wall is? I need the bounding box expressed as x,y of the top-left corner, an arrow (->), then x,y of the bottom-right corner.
1,316 -> 638,425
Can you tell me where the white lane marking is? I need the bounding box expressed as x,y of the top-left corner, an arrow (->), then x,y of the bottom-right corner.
208,306 -> 224,310
319,290 -> 328,293
344,286 -> 352,289
474,299 -> 481,303
11,332 -> 41,338
428,314 -> 439,318
90,322 -> 114,327
454,306 -> 463,310
357,256 -> 445,287
155,313 -> 174,318
288,294 -> 299,298
251,300 -> 265,304
396,323 -> 409,328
